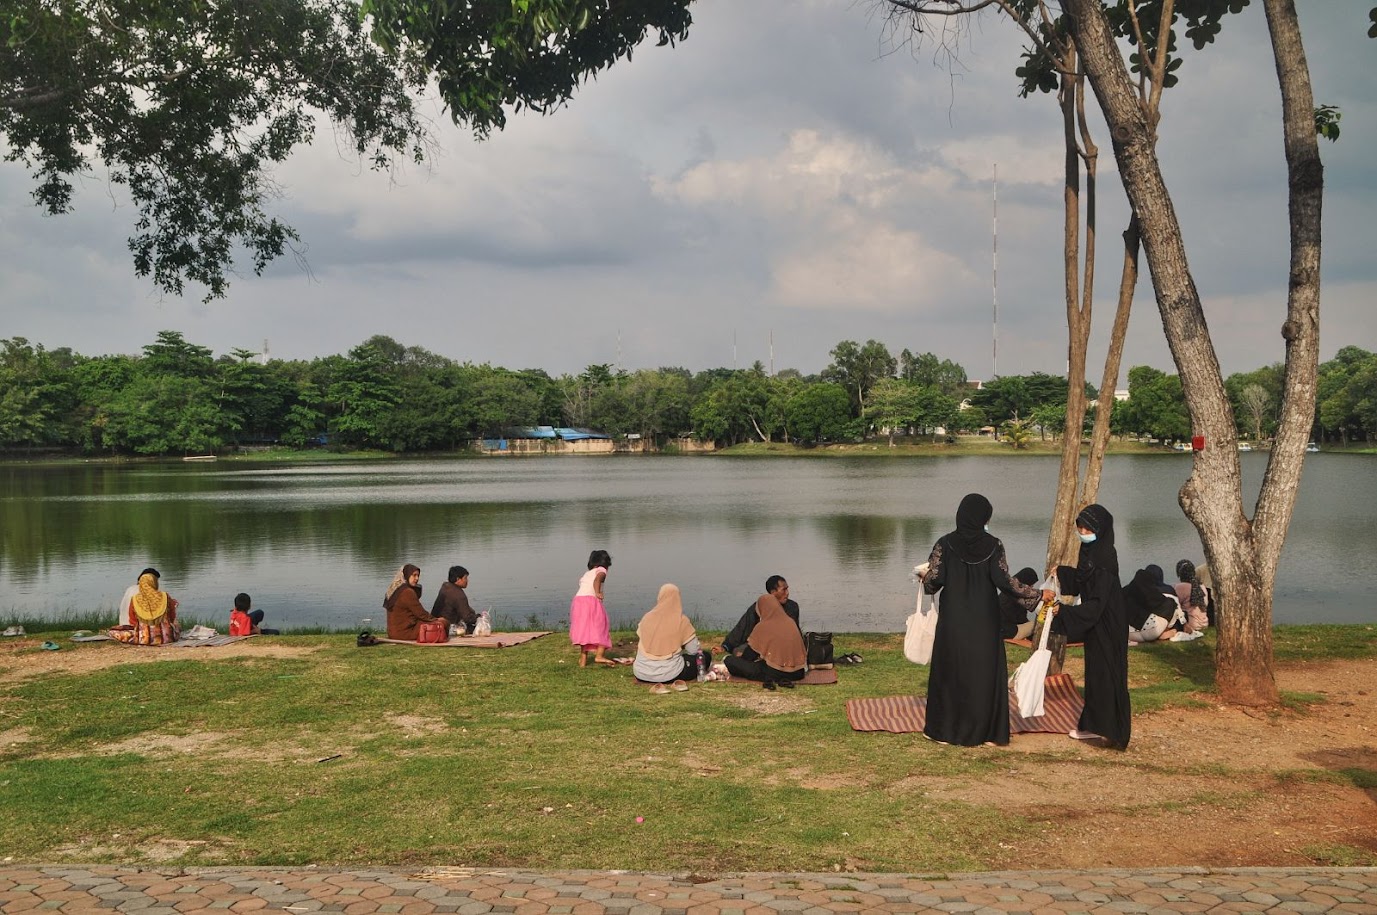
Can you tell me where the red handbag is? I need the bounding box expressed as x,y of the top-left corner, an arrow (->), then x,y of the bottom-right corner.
417,621 -> 449,644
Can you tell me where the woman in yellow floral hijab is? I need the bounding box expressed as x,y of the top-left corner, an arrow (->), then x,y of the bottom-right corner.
129,570 -> 180,645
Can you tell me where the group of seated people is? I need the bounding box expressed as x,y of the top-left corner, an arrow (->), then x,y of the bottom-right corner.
996,558 -> 1214,645
1123,560 -> 1213,643
111,568 -> 275,645
383,564 -> 480,639
633,574 -> 813,691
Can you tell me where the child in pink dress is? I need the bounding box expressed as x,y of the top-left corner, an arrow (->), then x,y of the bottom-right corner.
569,550 -> 614,667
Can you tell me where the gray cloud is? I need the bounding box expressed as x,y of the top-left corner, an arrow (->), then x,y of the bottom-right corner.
2,0 -> 1372,379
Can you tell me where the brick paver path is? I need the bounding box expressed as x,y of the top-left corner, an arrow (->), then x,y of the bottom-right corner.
1,866 -> 1374,913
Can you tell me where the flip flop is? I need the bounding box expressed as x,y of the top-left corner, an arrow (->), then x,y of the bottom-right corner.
778,679 -> 795,689
762,680 -> 777,691
649,684 -> 671,695
671,680 -> 689,692
40,641 -> 60,651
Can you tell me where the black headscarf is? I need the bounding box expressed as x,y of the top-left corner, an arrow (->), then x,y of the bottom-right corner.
1144,564 -> 1176,597
948,493 -> 999,562
1123,566 -> 1178,628
1014,567 -> 1039,588
1176,559 -> 1207,609
1075,504 -> 1118,577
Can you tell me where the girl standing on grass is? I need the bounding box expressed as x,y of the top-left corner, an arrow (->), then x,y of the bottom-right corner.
570,550 -> 615,667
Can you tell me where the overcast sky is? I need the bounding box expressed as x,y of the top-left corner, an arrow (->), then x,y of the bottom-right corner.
3,1 -> 1374,384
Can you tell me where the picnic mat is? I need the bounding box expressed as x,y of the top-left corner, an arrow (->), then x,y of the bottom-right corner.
1005,637 -> 1084,649
375,631 -> 551,649
845,673 -> 1084,734
718,668 -> 838,686
99,634 -> 255,648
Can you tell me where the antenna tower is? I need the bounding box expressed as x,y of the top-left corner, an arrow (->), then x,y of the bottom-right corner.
992,164 -> 999,379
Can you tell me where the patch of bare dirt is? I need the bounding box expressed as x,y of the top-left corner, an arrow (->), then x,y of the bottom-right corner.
0,638 -> 322,685
384,713 -> 450,737
52,837 -> 218,863
909,657 -> 1377,870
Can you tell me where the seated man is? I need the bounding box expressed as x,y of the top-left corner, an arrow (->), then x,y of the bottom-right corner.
722,575 -> 800,655
999,567 -> 1041,641
432,565 -> 478,634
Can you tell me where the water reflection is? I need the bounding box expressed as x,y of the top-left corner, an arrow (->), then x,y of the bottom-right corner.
1,454 -> 1372,630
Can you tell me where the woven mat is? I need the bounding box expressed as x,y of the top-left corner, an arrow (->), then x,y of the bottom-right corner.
717,668 -> 838,686
845,673 -> 1084,734
1005,638 -> 1084,649
104,634 -> 255,648
375,631 -> 551,649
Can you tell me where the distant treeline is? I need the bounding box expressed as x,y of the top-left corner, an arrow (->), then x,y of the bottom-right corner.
0,333 -> 1372,455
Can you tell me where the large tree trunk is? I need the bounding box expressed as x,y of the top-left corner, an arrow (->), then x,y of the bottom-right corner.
1065,0 -> 1320,706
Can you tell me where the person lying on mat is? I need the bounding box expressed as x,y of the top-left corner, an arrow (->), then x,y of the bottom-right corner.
633,584 -> 712,687
722,592 -> 807,686
432,565 -> 478,634
721,575 -> 800,655
1122,565 -> 1185,643
999,567 -> 1042,641
384,564 -> 442,640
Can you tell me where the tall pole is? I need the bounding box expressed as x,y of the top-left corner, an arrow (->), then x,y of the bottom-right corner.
992,163 -> 999,379
733,329 -> 738,370
769,330 -> 774,377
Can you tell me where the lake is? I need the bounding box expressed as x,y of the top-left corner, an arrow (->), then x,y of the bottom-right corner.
1,453 -> 1372,632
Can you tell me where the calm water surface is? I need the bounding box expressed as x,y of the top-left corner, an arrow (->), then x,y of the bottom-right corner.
2,454 -> 1373,632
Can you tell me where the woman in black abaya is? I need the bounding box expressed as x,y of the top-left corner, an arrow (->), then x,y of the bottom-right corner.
920,493 -> 1049,746
1053,504 -> 1132,750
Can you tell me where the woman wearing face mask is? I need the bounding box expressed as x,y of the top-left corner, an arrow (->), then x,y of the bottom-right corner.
918,493 -> 1052,746
1052,504 -> 1132,750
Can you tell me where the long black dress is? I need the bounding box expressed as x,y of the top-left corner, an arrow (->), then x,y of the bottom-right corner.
1053,504 -> 1132,750
922,495 -> 1041,746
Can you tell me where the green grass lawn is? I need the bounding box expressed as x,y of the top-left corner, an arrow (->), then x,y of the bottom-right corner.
1,625 -> 1372,870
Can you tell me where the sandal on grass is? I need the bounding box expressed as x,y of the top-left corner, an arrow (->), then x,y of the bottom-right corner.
649,684 -> 671,695
762,680 -> 777,691
671,680 -> 689,692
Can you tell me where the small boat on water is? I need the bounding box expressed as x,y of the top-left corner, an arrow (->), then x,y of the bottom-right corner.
182,455 -> 217,462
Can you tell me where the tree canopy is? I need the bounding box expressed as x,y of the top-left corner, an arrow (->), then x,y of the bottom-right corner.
0,0 -> 693,298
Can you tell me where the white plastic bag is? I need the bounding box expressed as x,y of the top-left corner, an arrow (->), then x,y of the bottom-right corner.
472,610 -> 492,637
904,588 -> 939,665
1010,603 -> 1056,717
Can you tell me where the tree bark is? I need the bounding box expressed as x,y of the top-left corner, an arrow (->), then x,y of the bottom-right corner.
1080,216 -> 1139,507
1064,0 -> 1319,706
1047,64 -> 1093,572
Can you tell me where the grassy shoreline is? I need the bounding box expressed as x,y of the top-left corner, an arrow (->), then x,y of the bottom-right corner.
1,624 -> 1373,870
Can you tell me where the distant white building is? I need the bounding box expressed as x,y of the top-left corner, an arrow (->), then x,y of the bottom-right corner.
1114,389 -> 1130,401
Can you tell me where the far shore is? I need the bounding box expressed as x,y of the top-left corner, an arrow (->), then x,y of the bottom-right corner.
2,438 -> 1372,464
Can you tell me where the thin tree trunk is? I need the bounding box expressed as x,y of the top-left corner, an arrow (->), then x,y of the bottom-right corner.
1080,215 -> 1140,505
1048,63 -> 1093,571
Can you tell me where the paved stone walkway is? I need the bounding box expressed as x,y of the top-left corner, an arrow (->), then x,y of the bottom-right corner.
1,866 -> 1374,914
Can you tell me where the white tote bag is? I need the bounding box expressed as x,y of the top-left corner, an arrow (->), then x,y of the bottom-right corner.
904,589 -> 939,665
1010,604 -> 1056,717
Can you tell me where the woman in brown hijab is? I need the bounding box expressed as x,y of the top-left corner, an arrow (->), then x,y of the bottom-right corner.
384,563 -> 441,640
633,584 -> 711,687
723,593 -> 807,688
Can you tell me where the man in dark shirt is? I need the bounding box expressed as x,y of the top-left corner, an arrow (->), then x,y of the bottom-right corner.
432,565 -> 478,634
721,574 -> 801,655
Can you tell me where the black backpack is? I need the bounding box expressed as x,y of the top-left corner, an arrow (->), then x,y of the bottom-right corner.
804,631 -> 834,666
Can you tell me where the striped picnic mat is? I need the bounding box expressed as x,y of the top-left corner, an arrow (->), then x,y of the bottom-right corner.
845,673 -> 1084,735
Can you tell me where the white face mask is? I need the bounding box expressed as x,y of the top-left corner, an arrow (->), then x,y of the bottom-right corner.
1078,531 -> 1097,544
984,525 -> 989,532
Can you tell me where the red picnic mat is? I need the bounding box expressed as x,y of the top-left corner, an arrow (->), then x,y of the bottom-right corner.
375,631 -> 551,649
845,673 -> 1084,734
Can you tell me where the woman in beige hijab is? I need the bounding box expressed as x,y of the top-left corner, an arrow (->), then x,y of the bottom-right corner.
633,584 -> 710,691
723,593 -> 807,688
